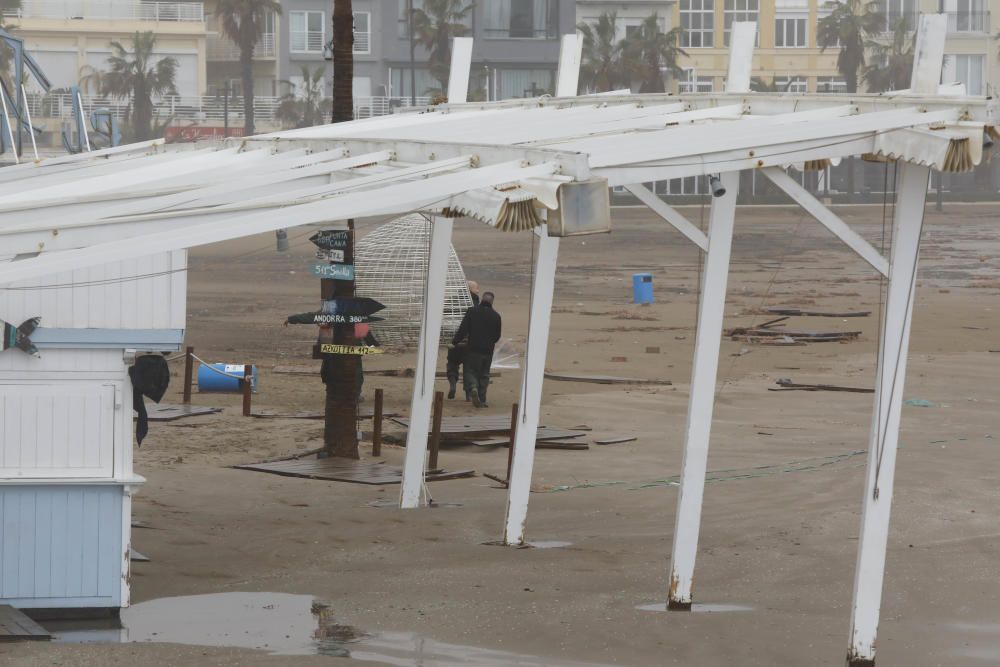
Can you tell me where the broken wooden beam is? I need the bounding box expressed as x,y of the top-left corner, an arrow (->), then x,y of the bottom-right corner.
769,378 -> 874,393
763,307 -> 871,318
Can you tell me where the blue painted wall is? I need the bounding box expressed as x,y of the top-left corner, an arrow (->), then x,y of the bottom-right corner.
0,485 -> 123,608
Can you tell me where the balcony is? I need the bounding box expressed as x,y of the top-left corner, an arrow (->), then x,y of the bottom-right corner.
2,0 -> 204,22
207,32 -> 276,61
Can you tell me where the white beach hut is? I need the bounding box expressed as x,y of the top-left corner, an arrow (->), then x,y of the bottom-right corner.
0,252 -> 186,610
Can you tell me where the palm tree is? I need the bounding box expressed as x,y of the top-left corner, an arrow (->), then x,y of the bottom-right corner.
816,0 -> 884,93
275,66 -> 329,128
863,19 -> 914,92
411,0 -> 473,96
0,0 -> 21,88
102,31 -> 178,142
623,14 -> 686,94
577,11 -> 628,93
331,0 -> 354,122
216,0 -> 280,136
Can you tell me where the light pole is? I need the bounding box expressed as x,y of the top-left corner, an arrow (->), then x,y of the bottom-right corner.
407,0 -> 415,105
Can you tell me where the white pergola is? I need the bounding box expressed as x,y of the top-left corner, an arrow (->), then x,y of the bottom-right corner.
0,19 -> 994,665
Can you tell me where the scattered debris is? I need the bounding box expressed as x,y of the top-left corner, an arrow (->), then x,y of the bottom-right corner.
611,356 -> 628,362
544,372 -> 672,386
904,398 -> 937,408
594,436 -> 638,445
130,550 -> 151,563
145,404 -> 222,422
769,378 -> 874,394
645,346 -> 661,354
234,458 -> 475,485
0,605 -> 50,641
727,327 -> 861,344
731,347 -> 752,357
763,307 -> 871,318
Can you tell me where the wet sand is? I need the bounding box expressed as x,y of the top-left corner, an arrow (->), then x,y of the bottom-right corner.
4,203 -> 1000,666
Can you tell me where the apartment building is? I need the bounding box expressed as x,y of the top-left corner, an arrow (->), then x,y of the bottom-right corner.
3,0 -> 207,96
577,0 -> 997,95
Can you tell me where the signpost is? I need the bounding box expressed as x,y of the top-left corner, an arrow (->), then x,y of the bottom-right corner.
310,263 -> 355,280
286,312 -> 383,325
320,344 -> 385,355
315,248 -> 345,263
310,230 -> 350,250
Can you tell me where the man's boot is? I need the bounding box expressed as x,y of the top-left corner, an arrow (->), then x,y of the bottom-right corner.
447,380 -> 456,400
471,393 -> 482,408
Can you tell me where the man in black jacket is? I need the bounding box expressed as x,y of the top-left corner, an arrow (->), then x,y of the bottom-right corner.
452,291 -> 501,408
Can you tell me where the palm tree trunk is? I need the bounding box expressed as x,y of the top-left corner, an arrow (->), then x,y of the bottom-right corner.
134,81 -> 151,142
332,0 -> 354,123
241,47 -> 255,136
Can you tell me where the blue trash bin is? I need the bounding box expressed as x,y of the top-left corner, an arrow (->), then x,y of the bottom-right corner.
632,273 -> 654,304
197,363 -> 258,393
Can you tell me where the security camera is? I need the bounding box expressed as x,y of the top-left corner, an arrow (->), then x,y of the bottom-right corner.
709,174 -> 726,198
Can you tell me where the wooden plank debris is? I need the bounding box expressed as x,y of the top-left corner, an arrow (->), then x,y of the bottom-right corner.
544,372 -> 672,386
145,404 -> 222,421
251,406 -> 396,420
769,378 -> 874,393
0,605 -> 51,642
727,327 -> 861,343
595,436 -> 638,445
233,458 -> 473,485
130,549 -> 150,562
763,307 -> 871,318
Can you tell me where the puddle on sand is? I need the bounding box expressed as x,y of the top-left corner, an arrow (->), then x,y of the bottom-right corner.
51,592 -> 610,666
527,540 -> 573,549
635,602 -> 755,613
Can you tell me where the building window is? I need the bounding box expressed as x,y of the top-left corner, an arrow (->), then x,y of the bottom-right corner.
680,0 -> 714,48
290,10 -> 325,53
817,76 -> 847,93
775,76 -> 808,92
946,54 -> 984,95
678,68 -> 714,93
354,11 -> 371,54
483,0 -> 556,39
775,14 -> 807,47
950,0 -> 987,32
498,68 -> 554,98
655,176 -> 708,195
879,0 -> 917,31
724,0 -> 758,46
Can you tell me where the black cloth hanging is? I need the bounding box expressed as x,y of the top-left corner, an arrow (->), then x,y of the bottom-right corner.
129,355 -> 170,446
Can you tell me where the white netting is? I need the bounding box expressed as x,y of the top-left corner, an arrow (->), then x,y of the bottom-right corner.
355,214 -> 474,348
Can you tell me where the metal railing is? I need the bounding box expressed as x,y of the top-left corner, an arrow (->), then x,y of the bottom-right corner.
206,32 -> 276,61
24,93 -> 431,126
945,10 -> 989,33
2,0 -> 204,22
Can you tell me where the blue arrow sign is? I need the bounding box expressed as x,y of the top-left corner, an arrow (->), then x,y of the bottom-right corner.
310,263 -> 355,280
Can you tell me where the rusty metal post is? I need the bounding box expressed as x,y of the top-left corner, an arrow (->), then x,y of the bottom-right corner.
242,364 -> 252,417
372,388 -> 384,457
428,390 -> 444,471
182,346 -> 194,404
507,402 -> 519,482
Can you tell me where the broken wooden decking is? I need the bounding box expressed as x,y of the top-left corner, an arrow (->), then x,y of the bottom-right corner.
543,372 -> 672,386
145,404 -> 222,421
0,606 -> 50,642
233,458 -> 474,485
251,406 -> 397,420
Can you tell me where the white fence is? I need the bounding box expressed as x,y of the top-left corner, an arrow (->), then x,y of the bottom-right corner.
2,0 -> 204,22
26,93 -> 432,126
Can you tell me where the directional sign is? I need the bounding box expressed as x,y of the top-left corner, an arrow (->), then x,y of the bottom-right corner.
309,230 -> 350,250
286,312 -> 383,325
310,263 -> 355,280
322,297 -> 386,317
315,248 -> 345,263
1,316 -> 40,357
320,344 -> 384,356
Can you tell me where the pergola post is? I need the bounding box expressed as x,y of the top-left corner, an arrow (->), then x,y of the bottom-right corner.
847,163 -> 930,666
503,227 -> 560,545
667,170 -> 740,609
399,215 -> 454,508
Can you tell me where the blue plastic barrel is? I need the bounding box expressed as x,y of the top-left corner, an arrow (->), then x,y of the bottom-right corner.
197,363 -> 258,393
632,273 -> 654,304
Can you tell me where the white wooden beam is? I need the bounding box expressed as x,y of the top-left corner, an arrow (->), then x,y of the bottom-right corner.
725,22 -> 756,94
847,162 -> 930,666
847,13 -> 944,665
623,184 -> 708,252
503,226 -> 560,544
399,216 -> 454,508
667,169 -> 739,609
555,34 -> 582,97
761,167 -> 889,277
447,37 -> 473,104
